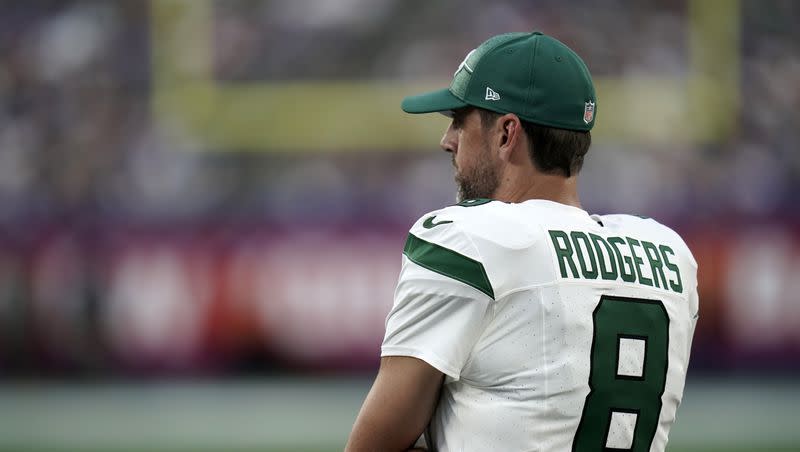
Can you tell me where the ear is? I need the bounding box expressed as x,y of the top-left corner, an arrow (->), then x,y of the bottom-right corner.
496,113 -> 523,163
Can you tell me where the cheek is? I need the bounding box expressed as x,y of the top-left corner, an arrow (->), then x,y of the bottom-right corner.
455,135 -> 473,165
457,137 -> 484,170
453,149 -> 470,173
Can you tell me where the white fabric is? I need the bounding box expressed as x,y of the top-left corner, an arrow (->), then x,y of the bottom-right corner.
381,199 -> 699,452
617,337 -> 646,378
606,411 -> 638,449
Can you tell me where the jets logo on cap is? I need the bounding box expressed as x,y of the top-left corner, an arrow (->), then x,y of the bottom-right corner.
583,100 -> 595,124
454,49 -> 477,76
485,87 -> 500,101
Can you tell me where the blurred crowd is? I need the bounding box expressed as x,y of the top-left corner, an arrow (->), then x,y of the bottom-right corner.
0,0 -> 798,377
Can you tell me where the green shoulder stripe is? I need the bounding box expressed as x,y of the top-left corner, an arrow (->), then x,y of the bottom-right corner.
403,233 -> 494,299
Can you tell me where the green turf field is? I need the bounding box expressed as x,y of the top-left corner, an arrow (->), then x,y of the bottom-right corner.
1,377 -> 797,452
0,448 -> 796,452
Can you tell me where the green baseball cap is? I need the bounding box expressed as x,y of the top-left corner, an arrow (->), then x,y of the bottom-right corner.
402,32 -> 596,131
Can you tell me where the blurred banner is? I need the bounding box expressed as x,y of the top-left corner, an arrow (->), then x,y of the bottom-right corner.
0,0 -> 798,377
0,221 -> 798,375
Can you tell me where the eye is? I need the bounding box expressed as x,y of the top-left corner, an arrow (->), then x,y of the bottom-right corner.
451,108 -> 470,129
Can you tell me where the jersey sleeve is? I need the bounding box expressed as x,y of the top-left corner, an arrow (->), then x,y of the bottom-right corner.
381,210 -> 495,380
684,247 -> 700,358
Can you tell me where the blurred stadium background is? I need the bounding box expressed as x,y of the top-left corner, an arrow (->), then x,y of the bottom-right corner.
0,0 -> 798,451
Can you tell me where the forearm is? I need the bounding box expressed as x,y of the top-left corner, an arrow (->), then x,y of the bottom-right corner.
345,380 -> 430,451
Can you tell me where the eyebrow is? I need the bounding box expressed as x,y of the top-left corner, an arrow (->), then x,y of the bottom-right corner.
451,107 -> 473,126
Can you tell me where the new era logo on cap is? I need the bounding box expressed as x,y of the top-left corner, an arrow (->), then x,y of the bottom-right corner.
485,87 -> 500,101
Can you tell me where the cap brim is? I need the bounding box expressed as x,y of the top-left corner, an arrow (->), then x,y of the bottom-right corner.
401,88 -> 468,115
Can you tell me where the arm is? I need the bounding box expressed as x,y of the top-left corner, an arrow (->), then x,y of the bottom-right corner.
345,356 -> 444,452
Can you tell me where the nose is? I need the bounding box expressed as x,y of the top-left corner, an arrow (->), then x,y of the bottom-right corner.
439,122 -> 457,154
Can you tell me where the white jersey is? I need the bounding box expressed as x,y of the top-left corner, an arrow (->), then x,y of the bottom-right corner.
382,199 -> 698,452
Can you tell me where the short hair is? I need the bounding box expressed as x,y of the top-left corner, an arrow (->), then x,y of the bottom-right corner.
477,108 -> 591,177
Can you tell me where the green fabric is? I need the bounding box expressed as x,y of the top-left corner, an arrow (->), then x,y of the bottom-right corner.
403,233 -> 494,299
400,88 -> 467,115
573,296 -> 670,451
449,33 -> 526,99
456,198 -> 494,207
401,31 -> 597,131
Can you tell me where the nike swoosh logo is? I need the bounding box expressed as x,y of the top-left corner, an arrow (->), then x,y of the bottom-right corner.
423,215 -> 453,229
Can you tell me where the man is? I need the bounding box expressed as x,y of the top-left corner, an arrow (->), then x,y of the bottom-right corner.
346,32 -> 698,452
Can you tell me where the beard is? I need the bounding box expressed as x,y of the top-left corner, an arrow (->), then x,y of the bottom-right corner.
453,151 -> 501,203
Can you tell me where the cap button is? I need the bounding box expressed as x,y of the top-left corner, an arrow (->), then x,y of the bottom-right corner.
531,31 -> 543,36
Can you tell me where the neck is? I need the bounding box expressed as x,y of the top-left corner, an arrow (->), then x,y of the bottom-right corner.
493,171 -> 582,208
